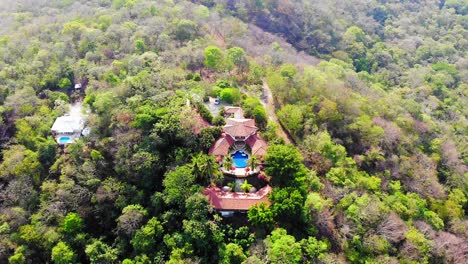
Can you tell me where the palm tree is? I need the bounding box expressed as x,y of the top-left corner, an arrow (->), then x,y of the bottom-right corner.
191,154 -> 204,182
247,155 -> 259,171
223,155 -> 234,171
203,155 -> 218,182
192,153 -> 220,185
241,180 -> 253,193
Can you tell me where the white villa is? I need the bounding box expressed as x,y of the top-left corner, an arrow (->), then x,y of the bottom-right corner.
51,115 -> 85,145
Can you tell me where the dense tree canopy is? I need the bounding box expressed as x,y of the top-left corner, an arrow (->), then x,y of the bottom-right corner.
0,0 -> 466,263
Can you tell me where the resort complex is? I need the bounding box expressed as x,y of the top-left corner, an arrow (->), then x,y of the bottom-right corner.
205,106 -> 271,216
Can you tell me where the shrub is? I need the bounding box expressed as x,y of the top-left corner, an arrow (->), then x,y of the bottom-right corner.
195,102 -> 213,124
220,88 -> 241,104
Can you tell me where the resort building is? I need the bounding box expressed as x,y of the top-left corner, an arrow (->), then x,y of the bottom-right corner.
209,118 -> 268,158
51,115 -> 85,145
205,107 -> 271,216
204,185 -> 272,217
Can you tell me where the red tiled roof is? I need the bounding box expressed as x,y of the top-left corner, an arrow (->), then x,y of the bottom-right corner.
208,134 -> 235,156
226,118 -> 256,127
245,134 -> 268,157
224,118 -> 258,138
224,107 -> 244,118
203,185 -> 272,211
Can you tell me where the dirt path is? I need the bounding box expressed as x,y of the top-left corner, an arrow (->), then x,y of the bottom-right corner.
69,101 -> 83,117
261,79 -> 293,144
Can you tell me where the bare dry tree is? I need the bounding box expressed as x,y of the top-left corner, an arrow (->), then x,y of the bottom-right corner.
377,212 -> 408,243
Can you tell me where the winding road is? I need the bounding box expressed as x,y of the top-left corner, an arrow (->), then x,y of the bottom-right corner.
261,79 -> 293,144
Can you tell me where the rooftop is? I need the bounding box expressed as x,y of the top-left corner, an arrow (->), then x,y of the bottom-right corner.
208,134 -> 235,156
51,115 -> 84,134
224,106 -> 244,119
203,185 -> 272,211
223,118 -> 258,138
245,134 -> 268,157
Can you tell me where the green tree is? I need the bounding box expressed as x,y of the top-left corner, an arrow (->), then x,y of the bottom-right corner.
303,131 -> 347,166
265,228 -> 302,264
58,78 -> 71,90
0,145 -> 42,184
220,243 -> 247,264
270,188 -> 305,222
265,144 -> 307,188
317,98 -> 342,124
301,236 -> 330,260
262,121 -> 279,141
248,202 -> 274,230
342,26 -> 368,59
8,246 -> 26,264
220,88 -> 241,104
213,115 -> 226,126
131,217 -> 164,254
404,227 -> 432,261
135,39 -> 146,54
104,72 -> 121,86
51,242 -> 76,264
252,106 -> 267,129
182,219 -> 223,260
92,92 -> 119,114
305,192 -> 331,214
204,46 -> 223,71
185,193 -> 210,221
90,150 -> 104,161
98,15 -> 112,30
280,63 -> 297,79
277,104 -> 304,139
347,115 -> 385,148
174,20 -> 198,42
226,47 -> 248,72
61,212 -> 83,234
85,240 -> 119,264
242,97 -> 261,116
163,165 -> 197,206
37,137 -> 57,169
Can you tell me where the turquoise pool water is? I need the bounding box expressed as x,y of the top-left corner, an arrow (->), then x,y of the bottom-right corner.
59,136 -> 72,144
232,150 -> 248,168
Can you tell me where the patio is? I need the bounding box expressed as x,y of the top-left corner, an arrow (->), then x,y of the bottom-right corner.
221,167 -> 259,178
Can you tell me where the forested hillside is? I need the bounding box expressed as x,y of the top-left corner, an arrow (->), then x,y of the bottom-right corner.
0,0 -> 466,263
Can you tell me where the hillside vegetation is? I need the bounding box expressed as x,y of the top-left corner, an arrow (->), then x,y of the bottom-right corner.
0,0 -> 466,263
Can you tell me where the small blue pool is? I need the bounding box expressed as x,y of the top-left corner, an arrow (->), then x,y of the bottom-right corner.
59,136 -> 72,144
232,150 -> 248,168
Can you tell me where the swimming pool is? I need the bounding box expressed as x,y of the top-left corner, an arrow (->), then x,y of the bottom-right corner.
58,136 -> 72,144
232,150 -> 249,168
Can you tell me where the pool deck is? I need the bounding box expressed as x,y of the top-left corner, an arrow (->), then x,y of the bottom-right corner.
221,168 -> 259,178
224,150 -> 258,177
